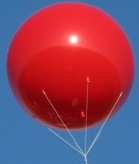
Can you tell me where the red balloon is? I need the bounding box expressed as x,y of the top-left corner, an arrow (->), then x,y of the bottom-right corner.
7,3 -> 134,129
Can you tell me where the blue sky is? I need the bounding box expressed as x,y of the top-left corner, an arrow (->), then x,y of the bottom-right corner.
1,0 -> 139,164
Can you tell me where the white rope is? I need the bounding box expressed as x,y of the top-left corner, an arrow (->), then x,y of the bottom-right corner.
86,92 -> 123,155
84,77 -> 90,155
84,154 -> 88,164
48,128 -> 84,156
42,90 -> 84,156
42,79 -> 123,164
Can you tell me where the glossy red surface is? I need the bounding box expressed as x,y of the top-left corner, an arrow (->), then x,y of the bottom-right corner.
7,3 -> 134,129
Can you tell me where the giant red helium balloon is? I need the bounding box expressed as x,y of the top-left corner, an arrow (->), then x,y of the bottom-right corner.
7,3 -> 134,129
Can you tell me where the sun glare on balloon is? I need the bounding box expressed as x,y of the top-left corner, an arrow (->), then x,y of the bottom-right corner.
69,35 -> 78,44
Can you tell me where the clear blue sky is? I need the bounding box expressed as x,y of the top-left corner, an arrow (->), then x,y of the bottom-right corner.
1,0 -> 139,164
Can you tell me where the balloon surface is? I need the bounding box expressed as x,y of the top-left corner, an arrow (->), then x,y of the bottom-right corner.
7,2 -> 134,129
